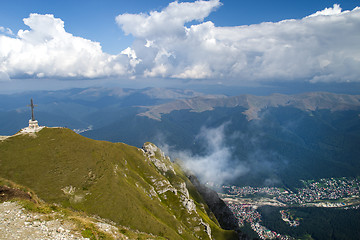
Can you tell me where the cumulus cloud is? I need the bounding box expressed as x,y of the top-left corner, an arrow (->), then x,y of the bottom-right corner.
1,2 -> 359,83
307,3 -> 342,17
0,14 -> 133,79
116,2 -> 360,83
116,0 -> 221,38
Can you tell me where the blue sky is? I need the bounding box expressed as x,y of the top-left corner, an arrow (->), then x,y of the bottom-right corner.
0,0 -> 360,93
1,0 -> 358,54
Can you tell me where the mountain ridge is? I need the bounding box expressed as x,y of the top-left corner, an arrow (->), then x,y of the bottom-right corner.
0,127 -> 239,239
81,91 -> 360,188
139,92 -> 360,121
0,87 -> 208,135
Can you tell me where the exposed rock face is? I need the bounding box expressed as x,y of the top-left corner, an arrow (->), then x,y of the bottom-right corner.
153,178 -> 177,195
178,182 -> 196,212
142,142 -> 176,174
180,194 -> 196,212
142,143 -> 199,214
142,142 -> 213,236
178,182 -> 189,198
200,219 -> 212,240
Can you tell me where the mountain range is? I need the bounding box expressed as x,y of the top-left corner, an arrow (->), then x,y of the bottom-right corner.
0,87 -> 204,135
1,88 -> 360,188
139,92 -> 360,121
83,90 -> 360,188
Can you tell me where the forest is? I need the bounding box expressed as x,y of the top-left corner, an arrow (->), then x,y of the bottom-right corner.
258,206 -> 360,240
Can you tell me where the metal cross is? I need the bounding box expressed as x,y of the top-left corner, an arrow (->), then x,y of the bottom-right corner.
27,98 -> 37,121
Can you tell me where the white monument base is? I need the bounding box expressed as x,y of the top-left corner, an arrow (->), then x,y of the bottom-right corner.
29,120 -> 39,129
21,119 -> 44,133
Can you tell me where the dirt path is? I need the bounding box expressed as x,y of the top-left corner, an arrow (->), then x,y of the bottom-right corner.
0,201 -> 88,240
0,136 -> 10,141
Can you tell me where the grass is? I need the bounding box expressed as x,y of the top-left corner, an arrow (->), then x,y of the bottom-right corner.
0,179 -> 165,240
18,199 -> 57,214
0,128 -> 237,239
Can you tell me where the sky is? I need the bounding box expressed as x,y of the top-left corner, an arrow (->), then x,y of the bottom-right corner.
0,0 -> 360,94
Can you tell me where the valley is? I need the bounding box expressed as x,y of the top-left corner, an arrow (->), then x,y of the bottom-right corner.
1,87 -> 360,239
219,177 -> 360,239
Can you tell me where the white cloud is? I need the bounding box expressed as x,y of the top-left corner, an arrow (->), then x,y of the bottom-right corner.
0,2 -> 359,84
307,3 -> 342,17
116,2 -> 360,83
175,123 -> 249,185
0,14 -> 133,79
173,64 -> 212,79
0,26 -> 13,35
121,47 -> 141,69
116,0 -> 222,38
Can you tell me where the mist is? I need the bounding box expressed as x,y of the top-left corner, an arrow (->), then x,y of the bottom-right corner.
157,117 -> 289,187
162,123 -> 249,186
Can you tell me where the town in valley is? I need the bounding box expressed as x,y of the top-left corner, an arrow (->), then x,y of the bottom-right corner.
218,177 -> 360,239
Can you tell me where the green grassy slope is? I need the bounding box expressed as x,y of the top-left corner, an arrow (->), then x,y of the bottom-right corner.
0,177 -> 163,240
0,127 -> 237,239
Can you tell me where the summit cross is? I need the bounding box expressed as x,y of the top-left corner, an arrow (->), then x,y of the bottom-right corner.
28,98 -> 37,121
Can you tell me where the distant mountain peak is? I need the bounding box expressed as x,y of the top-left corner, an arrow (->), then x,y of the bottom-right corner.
139,92 -> 360,121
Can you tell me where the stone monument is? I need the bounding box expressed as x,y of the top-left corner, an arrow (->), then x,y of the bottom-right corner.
28,98 -> 39,130
21,98 -> 43,133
